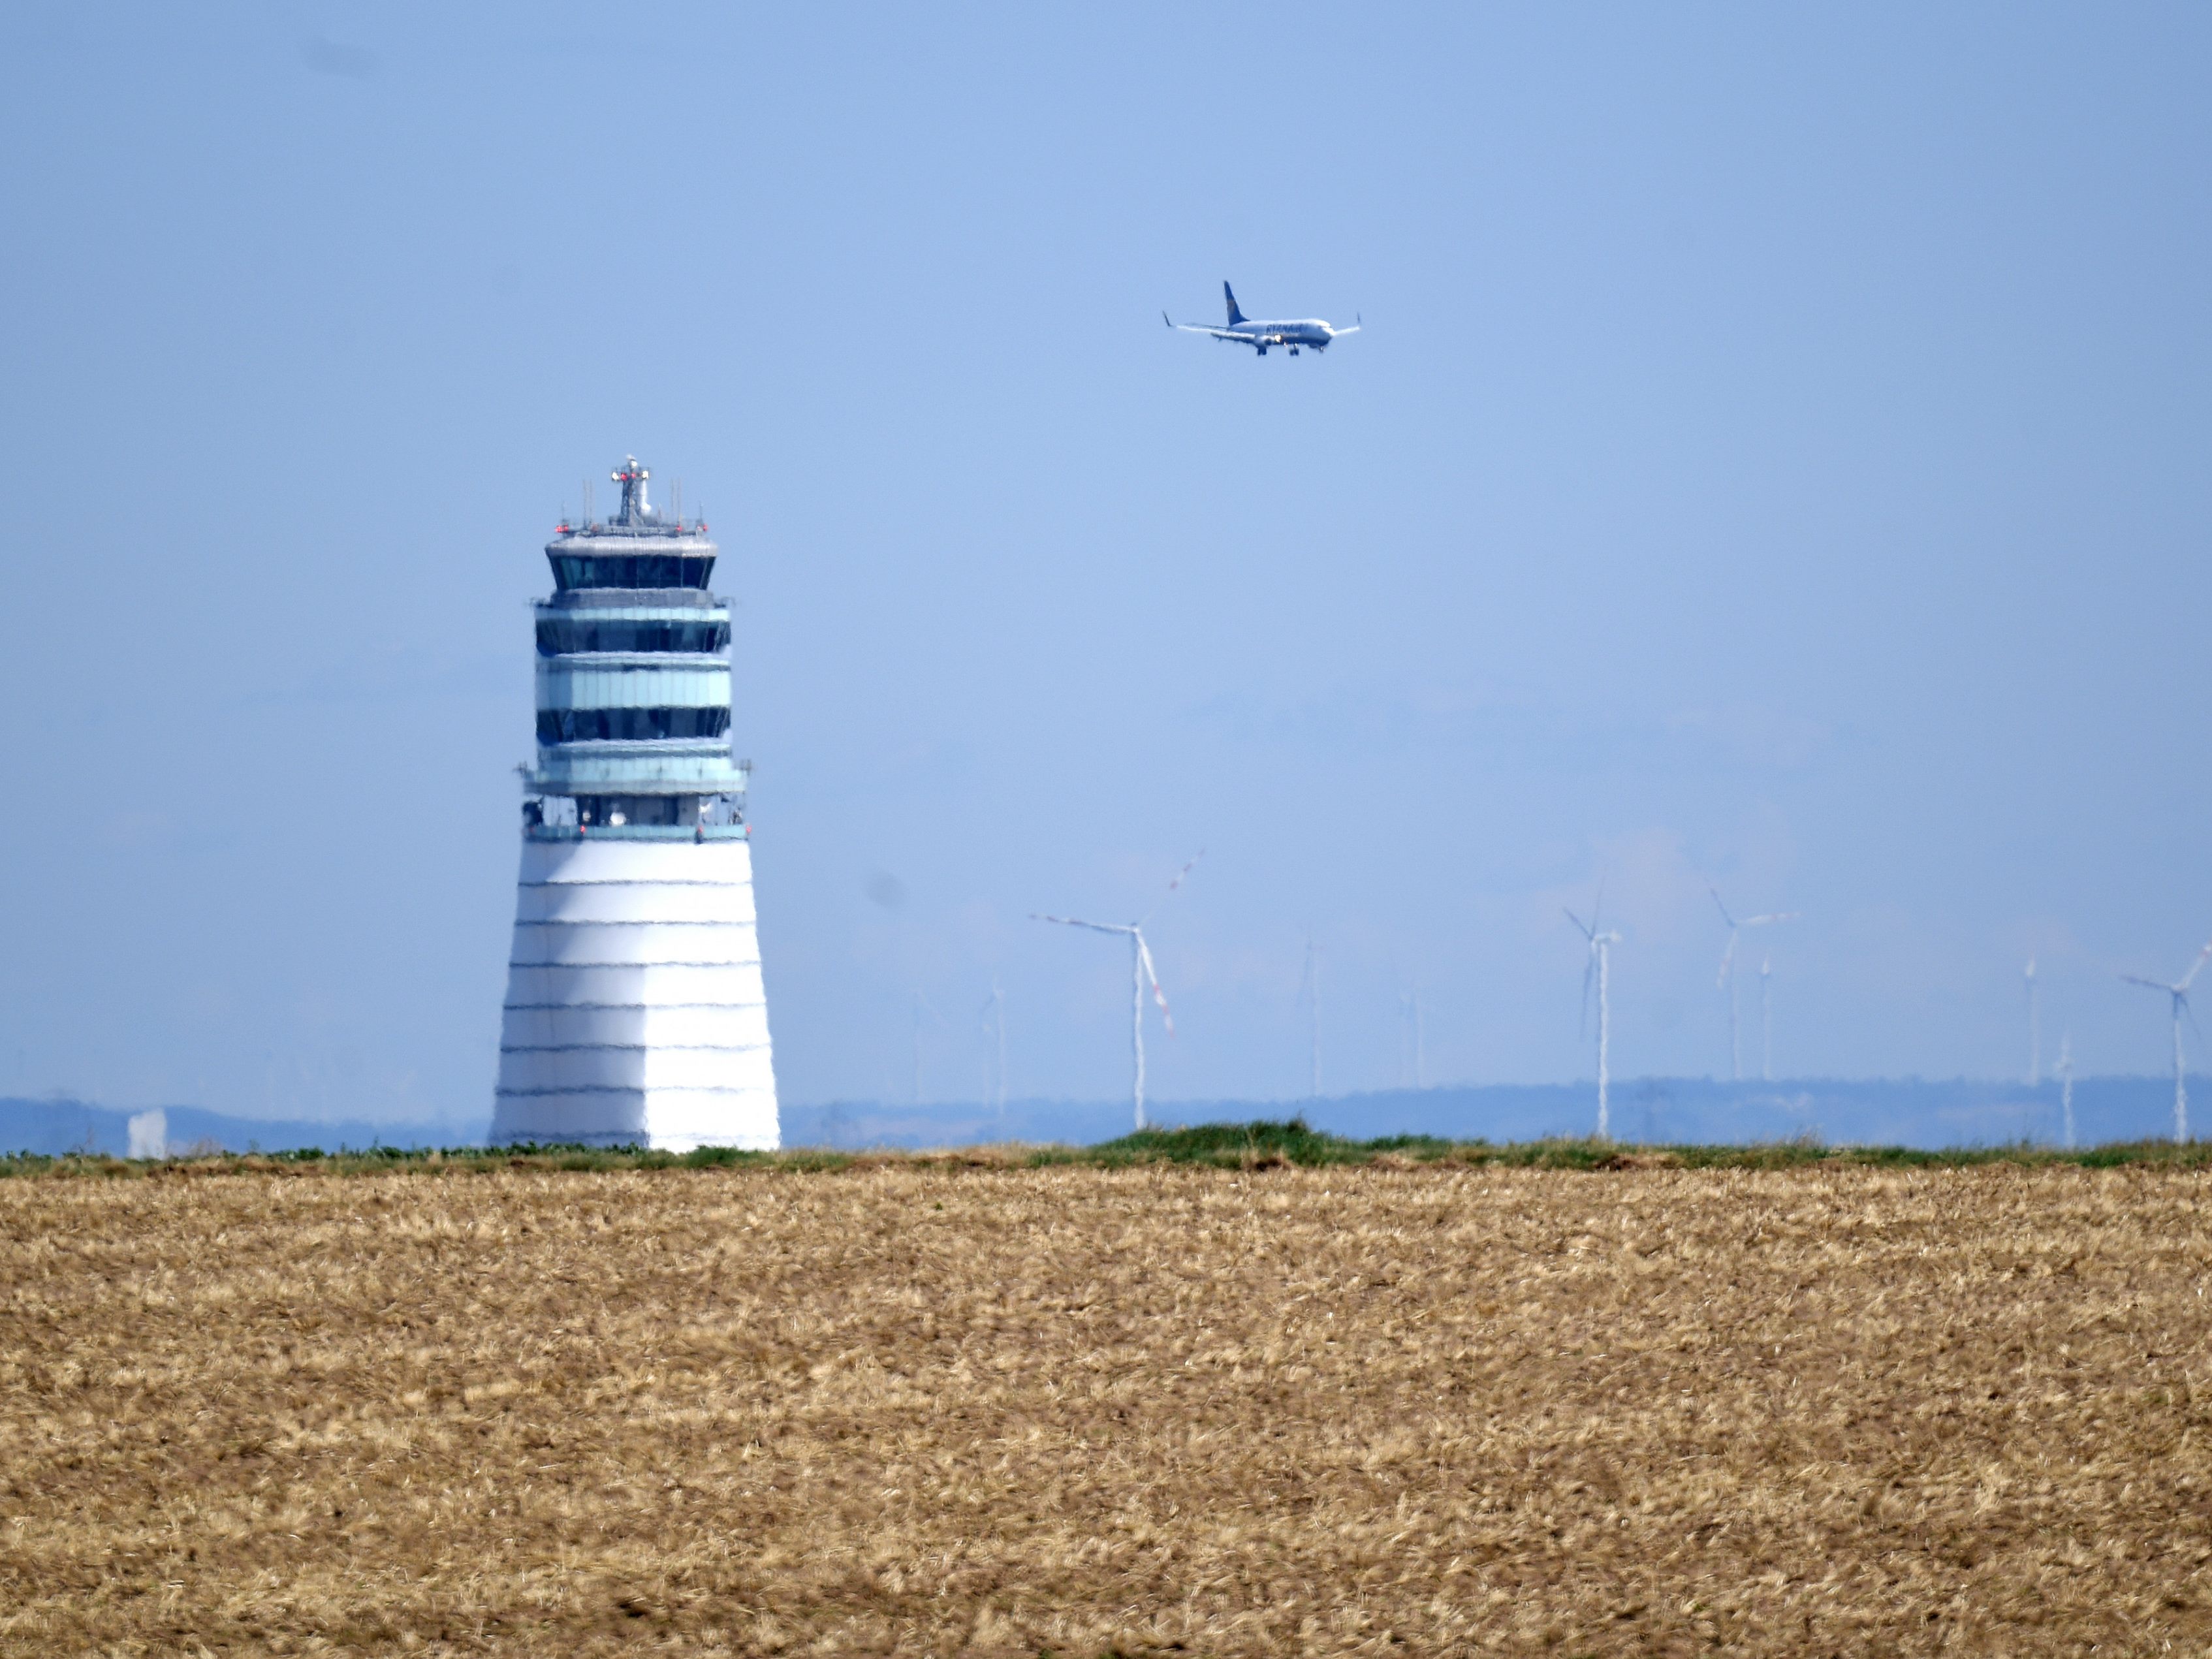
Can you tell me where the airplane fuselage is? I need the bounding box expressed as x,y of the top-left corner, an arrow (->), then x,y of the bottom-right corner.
1224,319 -> 1336,353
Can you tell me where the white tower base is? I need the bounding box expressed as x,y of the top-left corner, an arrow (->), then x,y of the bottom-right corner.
492,836 -> 778,1150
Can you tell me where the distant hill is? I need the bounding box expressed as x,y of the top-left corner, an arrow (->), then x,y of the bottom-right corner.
4,1074 -> 2196,1156
0,1099 -> 485,1158
787,1074 -> 2202,1152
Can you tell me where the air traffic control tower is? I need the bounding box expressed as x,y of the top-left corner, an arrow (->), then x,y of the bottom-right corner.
490,457 -> 778,1150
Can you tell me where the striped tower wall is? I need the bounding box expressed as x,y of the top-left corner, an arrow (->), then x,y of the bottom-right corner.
494,838 -> 777,1150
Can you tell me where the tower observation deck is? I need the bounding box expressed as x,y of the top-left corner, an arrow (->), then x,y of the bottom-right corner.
490,456 -> 779,1150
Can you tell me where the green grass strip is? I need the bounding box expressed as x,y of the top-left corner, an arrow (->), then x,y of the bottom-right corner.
3,1117 -> 2212,1178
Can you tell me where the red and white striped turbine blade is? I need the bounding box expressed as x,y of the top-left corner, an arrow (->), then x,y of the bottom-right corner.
1138,938 -> 1175,1035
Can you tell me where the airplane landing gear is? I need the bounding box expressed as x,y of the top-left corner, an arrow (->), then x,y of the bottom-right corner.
1289,347 -> 1301,356
1255,345 -> 1267,356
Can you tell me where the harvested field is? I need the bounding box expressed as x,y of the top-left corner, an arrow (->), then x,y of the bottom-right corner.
1,1162 -> 2208,1655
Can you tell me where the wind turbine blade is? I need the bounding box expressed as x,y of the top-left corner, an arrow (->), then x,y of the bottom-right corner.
1590,877 -> 1606,936
2182,942 -> 2212,992
1032,913 -> 1133,936
1564,907 -> 1593,940
1741,912 -> 1801,929
2120,973 -> 2173,991
1716,931 -> 1739,988
1137,938 -> 1174,1035
2187,996 -> 2206,1052
1168,850 -> 1207,891
1709,886 -> 1735,929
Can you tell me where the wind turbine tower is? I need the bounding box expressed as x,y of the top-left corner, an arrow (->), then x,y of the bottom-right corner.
2053,1031 -> 2075,1150
1759,956 -> 1774,1083
981,979 -> 1008,1114
910,991 -> 951,1107
1399,987 -> 1427,1089
1566,900 -> 1622,1140
1302,937 -> 1322,1099
492,457 -> 776,1150
1711,887 -> 1799,1083
2120,940 -> 2211,1143
1413,988 -> 1425,1088
2025,956 -> 2041,1086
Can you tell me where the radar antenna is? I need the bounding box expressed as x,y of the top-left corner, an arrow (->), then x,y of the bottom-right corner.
611,455 -> 653,524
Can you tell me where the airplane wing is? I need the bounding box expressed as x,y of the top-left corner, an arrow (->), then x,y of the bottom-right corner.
1164,311 -> 1251,341
1328,323 -> 1362,336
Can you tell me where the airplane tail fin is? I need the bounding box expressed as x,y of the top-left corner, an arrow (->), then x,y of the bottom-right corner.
1223,281 -> 1246,326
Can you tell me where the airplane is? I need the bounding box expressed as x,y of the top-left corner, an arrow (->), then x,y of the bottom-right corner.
1164,281 -> 1361,356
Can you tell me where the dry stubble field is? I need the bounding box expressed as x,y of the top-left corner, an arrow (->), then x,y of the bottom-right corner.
1,1161 -> 2209,1655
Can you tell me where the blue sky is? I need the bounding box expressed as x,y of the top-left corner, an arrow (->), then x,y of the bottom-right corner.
4,3 -> 2210,1128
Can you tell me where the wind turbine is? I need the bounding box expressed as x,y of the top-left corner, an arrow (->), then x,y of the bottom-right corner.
2119,939 -> 2212,1143
1398,988 -> 1412,1087
1759,956 -> 1774,1082
1034,917 -> 1172,1129
980,978 -> 1007,1116
910,990 -> 951,1107
2053,1030 -> 2075,1150
1566,896 -> 1622,1140
1300,936 -> 1321,1099
1711,887 -> 1799,1082
1398,986 -> 1427,1089
2025,956 -> 2041,1086
1412,987 -> 1425,1088
1032,856 -> 1197,1131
